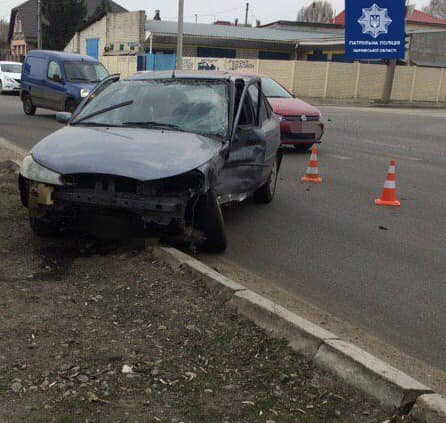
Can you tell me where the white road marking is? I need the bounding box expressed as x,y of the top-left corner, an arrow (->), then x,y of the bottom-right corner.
326,154 -> 353,160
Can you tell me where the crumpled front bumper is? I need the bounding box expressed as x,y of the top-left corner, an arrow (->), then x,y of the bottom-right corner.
19,175 -> 198,236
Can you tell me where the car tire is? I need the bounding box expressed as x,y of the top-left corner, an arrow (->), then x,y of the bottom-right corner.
29,216 -> 59,237
253,155 -> 279,204
0,80 -> 3,94
293,143 -> 313,152
65,99 -> 77,114
195,189 -> 227,253
23,93 -> 36,116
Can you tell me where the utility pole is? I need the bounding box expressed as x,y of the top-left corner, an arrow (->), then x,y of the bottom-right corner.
381,59 -> 396,103
176,0 -> 184,70
245,2 -> 249,26
37,0 -> 42,49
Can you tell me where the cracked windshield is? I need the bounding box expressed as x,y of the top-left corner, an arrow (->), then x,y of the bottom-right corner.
74,79 -> 229,138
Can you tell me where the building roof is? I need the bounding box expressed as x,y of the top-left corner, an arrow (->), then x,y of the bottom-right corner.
260,20 -> 344,31
406,9 -> 446,25
145,20 -> 343,44
332,9 -> 446,27
8,0 -> 127,44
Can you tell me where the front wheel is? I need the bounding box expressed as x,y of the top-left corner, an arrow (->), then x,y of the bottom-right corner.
194,189 -> 227,253
0,80 -> 3,94
23,93 -> 36,116
65,99 -> 77,114
253,155 -> 279,204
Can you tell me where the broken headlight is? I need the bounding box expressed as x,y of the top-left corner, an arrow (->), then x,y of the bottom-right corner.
20,155 -> 63,186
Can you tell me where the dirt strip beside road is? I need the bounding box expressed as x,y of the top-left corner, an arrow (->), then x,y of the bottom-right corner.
0,159 -> 412,422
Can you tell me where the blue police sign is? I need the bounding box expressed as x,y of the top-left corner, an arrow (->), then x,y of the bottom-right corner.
345,0 -> 405,60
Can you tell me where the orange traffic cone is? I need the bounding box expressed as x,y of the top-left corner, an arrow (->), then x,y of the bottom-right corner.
375,160 -> 400,207
301,145 -> 322,183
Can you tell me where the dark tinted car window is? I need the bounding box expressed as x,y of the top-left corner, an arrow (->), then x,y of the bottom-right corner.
1,64 -> 22,73
24,57 -> 47,79
64,62 -> 109,83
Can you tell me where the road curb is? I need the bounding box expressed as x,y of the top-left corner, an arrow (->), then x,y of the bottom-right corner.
152,247 -> 246,299
314,340 -> 431,409
229,289 -> 338,359
154,246 -> 439,417
410,394 -> 446,422
0,137 -> 28,156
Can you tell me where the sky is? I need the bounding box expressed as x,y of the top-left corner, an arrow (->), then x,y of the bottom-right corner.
0,0 -> 431,23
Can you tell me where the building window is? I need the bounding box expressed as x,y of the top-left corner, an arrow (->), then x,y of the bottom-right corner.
110,44 -> 114,50
259,51 -> 290,61
119,44 -> 124,51
15,16 -> 22,33
307,49 -> 328,62
197,47 -> 236,58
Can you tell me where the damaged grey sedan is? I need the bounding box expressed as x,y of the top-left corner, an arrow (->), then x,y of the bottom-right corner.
19,71 -> 282,252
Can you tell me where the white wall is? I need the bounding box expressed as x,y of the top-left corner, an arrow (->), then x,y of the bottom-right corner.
65,16 -> 107,59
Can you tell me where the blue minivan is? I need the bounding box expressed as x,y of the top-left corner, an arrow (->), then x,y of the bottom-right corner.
21,50 -> 109,115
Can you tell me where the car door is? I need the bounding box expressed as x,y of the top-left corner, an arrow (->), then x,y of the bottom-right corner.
215,78 -> 276,196
22,56 -> 47,107
247,83 -> 281,184
45,60 -> 66,111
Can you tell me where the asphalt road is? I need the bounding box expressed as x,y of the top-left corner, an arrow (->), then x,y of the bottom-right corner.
1,93 -> 446,371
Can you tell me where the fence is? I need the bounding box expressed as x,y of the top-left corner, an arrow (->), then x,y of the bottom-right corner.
101,55 -> 446,103
101,55 -> 138,79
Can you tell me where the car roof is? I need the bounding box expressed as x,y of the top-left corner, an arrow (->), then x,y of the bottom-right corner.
127,70 -> 260,82
26,50 -> 100,63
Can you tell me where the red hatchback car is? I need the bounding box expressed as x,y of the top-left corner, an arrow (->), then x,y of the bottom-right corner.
261,77 -> 324,152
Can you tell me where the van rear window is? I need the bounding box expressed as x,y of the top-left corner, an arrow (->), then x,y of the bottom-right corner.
24,57 -> 47,79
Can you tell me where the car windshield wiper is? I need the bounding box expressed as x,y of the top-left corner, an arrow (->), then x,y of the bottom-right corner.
72,100 -> 134,124
70,122 -> 123,127
121,121 -> 186,131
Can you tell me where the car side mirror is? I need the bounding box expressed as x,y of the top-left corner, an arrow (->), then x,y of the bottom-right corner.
56,112 -> 72,124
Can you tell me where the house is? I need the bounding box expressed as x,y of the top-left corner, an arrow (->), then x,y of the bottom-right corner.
65,11 -> 349,62
258,20 -> 346,61
8,0 -> 127,61
143,19 -> 344,60
65,11 -> 146,60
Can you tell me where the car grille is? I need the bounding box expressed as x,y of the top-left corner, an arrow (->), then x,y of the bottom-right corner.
281,133 -> 316,140
282,115 -> 319,122
62,172 -> 204,196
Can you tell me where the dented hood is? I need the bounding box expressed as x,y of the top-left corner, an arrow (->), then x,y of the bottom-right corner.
32,126 -> 222,181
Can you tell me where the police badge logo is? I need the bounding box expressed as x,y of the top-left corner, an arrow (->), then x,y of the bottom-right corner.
358,3 -> 392,39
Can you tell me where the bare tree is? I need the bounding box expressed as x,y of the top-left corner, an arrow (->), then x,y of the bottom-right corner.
423,0 -> 446,19
297,1 -> 335,23
0,19 -> 9,46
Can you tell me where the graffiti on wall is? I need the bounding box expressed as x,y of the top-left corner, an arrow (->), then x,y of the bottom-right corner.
182,57 -> 258,73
